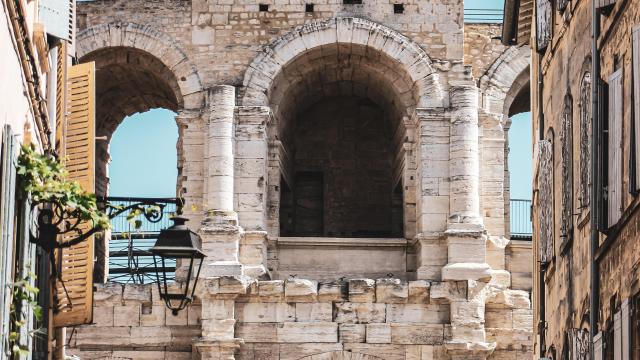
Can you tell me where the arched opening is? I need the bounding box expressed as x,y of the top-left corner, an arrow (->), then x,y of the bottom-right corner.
79,46 -> 183,283
504,67 -> 533,240
270,43 -> 417,239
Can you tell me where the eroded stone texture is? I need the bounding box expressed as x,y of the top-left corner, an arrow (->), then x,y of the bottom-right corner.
71,0 -> 533,358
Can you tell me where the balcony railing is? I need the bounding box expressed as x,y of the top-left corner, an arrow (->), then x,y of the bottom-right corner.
510,199 -> 532,240
105,197 -> 181,284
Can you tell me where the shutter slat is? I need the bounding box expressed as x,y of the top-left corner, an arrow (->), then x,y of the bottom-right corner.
608,69 -> 623,227
633,26 -> 640,190
52,62 -> 96,328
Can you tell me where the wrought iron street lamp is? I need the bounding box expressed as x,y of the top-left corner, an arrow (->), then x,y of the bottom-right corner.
150,216 -> 206,315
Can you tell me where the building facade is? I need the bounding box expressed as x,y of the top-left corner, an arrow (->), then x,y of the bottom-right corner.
504,0 -> 640,358
26,0 -> 539,359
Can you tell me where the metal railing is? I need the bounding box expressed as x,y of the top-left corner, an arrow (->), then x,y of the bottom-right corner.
464,8 -> 503,23
510,199 -> 532,239
105,197 -> 182,284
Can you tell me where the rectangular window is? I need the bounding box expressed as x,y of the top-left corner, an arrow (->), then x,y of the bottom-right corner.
343,0 -> 363,4
393,3 -> 404,13
608,69 -> 623,227
632,26 -> 640,192
305,3 -> 314,12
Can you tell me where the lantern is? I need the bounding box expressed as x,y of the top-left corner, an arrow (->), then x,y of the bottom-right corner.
150,216 -> 205,315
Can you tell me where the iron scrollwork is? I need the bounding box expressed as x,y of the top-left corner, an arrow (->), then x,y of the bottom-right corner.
29,197 -> 182,251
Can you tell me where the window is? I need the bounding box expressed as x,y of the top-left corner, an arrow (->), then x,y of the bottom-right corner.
608,69 -> 623,227
259,4 -> 269,11
343,0 -> 362,4
561,94 -> 573,242
579,72 -> 592,208
538,138 -> 554,264
394,3 -> 404,13
305,3 -> 314,12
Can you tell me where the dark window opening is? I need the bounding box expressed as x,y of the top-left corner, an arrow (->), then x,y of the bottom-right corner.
393,3 -> 404,13
279,96 -> 399,238
259,3 -> 269,11
305,3 -> 314,12
343,0 -> 362,4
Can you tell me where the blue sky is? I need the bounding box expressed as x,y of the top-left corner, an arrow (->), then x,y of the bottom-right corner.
109,0 -> 532,201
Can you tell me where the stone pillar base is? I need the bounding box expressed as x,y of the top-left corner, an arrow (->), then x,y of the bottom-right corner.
442,262 -> 491,281
443,228 -> 491,281
194,339 -> 243,360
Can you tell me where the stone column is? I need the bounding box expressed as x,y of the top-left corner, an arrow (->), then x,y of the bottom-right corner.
207,85 -> 236,217
200,85 -> 242,278
442,85 -> 491,282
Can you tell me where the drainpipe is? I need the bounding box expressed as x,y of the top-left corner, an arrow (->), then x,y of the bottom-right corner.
590,0 -> 601,353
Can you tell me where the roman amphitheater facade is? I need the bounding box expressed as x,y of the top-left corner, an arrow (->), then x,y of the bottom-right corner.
68,1 -> 533,359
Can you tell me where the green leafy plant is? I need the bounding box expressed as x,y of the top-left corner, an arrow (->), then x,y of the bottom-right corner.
16,144 -> 110,230
8,271 -> 44,357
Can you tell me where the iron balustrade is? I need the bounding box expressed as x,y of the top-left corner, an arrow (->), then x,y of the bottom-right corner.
510,199 -> 533,239
104,197 -> 182,284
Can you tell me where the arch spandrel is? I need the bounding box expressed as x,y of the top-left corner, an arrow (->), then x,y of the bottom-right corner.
241,17 -> 444,109
76,22 -> 205,110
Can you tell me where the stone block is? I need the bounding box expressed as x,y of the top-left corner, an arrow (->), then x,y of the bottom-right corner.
258,280 -> 285,302
122,284 -> 152,303
235,323 -> 277,343
236,302 -> 295,322
279,343 -> 343,360
339,323 -> 366,343
318,281 -> 347,302
276,322 -> 338,343
284,279 -> 318,302
386,304 -> 450,324
349,279 -> 376,302
408,281 -> 431,304
92,305 -> 114,326
343,343 -> 407,360
376,279 -> 408,303
113,304 -> 140,327
130,326 -> 172,347
201,299 -> 234,320
295,303 -> 332,322
390,324 -> 445,345
334,302 -> 386,323
366,323 -> 391,343
140,305 -> 166,327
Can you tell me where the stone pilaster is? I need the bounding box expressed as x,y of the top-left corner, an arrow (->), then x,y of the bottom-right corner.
195,276 -> 251,360
443,85 -> 491,282
414,108 -> 451,281
201,85 -> 242,278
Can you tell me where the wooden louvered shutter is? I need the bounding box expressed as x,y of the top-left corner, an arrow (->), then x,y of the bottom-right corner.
538,139 -> 554,264
52,62 -> 96,327
608,69 -> 623,228
0,126 -> 18,357
55,42 -> 67,156
595,332 -> 604,360
622,299 -> 630,360
536,0 -> 552,51
615,309 -> 623,360
633,26 -> 640,191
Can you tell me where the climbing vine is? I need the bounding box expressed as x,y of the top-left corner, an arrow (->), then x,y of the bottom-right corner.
16,144 -> 110,230
7,271 -> 43,357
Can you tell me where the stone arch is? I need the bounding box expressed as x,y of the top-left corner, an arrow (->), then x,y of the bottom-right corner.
77,22 -> 204,111
245,18 -> 436,240
241,17 -> 444,110
296,351 -> 384,360
478,44 -> 531,117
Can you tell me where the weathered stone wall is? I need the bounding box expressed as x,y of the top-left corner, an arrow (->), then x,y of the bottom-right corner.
530,0 -> 593,355
597,0 -> 640,339
68,278 -> 533,359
